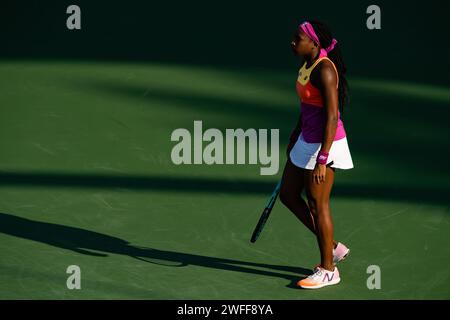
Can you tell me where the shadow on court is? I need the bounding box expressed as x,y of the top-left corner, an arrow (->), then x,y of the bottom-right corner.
64,76 -> 450,180
0,171 -> 448,206
0,212 -> 310,289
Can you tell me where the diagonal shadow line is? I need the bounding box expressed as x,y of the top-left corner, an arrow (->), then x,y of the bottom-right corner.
60,78 -> 296,127
63,77 -> 450,174
0,171 -> 448,206
54,74 -> 450,171
65,75 -> 450,129
0,212 -> 309,288
0,170 -> 273,193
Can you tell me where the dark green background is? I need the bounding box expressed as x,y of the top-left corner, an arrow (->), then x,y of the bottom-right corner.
0,0 -> 449,299
2,0 -> 450,85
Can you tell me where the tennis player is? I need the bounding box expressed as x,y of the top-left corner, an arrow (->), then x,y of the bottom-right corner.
280,20 -> 354,289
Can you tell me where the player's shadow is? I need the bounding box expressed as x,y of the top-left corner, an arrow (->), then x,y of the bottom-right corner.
0,212 -> 311,289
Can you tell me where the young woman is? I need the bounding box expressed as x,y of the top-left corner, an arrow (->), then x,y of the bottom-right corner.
280,20 -> 354,289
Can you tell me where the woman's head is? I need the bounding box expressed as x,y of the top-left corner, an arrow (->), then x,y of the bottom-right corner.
291,19 -> 350,115
291,29 -> 317,56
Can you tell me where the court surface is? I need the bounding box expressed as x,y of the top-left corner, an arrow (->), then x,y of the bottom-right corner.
0,61 -> 449,299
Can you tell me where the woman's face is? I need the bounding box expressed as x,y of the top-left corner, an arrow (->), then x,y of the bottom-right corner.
291,30 -> 314,56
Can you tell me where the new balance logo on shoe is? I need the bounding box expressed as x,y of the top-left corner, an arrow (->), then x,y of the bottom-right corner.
323,273 -> 334,282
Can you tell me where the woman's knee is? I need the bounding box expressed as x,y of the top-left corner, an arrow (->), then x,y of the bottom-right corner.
306,196 -> 329,216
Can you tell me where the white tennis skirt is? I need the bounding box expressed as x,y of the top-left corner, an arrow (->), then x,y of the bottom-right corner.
289,132 -> 354,170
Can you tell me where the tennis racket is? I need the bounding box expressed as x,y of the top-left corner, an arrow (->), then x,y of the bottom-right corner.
250,180 -> 281,243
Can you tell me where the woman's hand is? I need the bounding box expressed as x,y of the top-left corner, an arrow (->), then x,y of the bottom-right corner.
312,162 -> 327,184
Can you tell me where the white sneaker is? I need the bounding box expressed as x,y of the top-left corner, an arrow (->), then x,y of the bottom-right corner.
333,242 -> 350,264
297,266 -> 341,289
313,242 -> 351,270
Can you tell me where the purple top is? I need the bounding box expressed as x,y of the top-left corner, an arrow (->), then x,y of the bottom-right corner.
300,102 -> 347,143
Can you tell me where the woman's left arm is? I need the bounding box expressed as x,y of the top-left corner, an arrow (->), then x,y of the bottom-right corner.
312,62 -> 339,184
318,62 -> 339,154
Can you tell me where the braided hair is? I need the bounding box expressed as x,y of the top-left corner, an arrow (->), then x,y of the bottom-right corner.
308,19 -> 349,116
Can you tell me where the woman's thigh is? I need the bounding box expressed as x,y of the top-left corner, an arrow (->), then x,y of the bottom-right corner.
304,166 -> 335,210
280,158 -> 306,199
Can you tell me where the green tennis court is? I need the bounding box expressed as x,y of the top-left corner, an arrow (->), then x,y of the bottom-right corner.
0,61 -> 448,299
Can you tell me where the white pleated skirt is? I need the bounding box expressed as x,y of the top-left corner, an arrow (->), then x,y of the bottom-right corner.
289,132 -> 354,170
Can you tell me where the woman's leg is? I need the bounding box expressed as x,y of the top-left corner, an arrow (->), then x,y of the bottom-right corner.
279,158 -> 316,233
279,159 -> 338,248
304,166 -> 336,271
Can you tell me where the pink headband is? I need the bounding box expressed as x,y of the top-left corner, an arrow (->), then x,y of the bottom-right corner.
299,21 -> 338,55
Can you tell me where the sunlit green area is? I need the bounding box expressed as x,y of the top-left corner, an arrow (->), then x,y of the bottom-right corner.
0,61 -> 449,299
